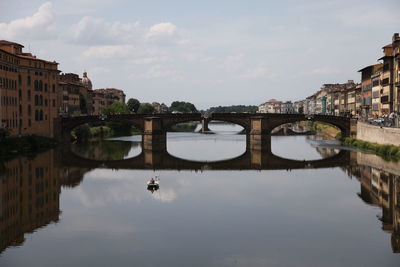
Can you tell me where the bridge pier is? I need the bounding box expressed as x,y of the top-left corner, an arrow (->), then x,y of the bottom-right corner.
199,118 -> 211,133
143,117 -> 166,152
248,117 -> 272,153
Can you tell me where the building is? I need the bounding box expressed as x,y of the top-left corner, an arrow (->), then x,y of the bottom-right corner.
358,64 -> 383,119
293,101 -> 303,113
371,68 -> 382,117
59,72 -> 91,117
152,102 -> 169,113
0,40 -> 60,137
258,99 -> 282,113
393,34 -> 400,112
281,101 -> 294,114
91,88 -> 126,115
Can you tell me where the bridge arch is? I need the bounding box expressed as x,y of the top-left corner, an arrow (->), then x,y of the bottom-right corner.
56,115 -> 145,141
263,114 -> 351,137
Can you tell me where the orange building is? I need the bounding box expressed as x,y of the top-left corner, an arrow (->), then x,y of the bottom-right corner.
0,40 -> 60,137
59,72 -> 91,116
91,88 -> 125,115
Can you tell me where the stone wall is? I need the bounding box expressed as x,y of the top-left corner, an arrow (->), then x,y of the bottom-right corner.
357,121 -> 400,146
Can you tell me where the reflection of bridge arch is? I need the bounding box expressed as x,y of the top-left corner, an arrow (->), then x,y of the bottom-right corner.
61,147 -> 350,171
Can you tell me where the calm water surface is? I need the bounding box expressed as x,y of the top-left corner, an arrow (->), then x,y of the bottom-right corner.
0,124 -> 399,266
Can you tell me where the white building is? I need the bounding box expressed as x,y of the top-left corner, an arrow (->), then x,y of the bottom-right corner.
258,99 -> 282,113
281,101 -> 294,114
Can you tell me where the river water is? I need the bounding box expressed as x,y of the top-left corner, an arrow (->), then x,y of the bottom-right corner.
0,124 -> 399,266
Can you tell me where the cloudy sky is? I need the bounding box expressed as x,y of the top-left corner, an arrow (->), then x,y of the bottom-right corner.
0,0 -> 399,109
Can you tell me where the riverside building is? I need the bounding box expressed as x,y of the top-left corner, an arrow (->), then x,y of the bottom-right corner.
0,40 -> 60,137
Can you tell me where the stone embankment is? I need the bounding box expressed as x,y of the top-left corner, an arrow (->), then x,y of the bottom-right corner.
357,122 -> 400,146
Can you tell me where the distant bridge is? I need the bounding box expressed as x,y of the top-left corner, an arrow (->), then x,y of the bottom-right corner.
55,113 -> 356,149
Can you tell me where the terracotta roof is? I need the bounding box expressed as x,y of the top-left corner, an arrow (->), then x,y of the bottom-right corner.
16,54 -> 58,65
382,43 -> 392,49
0,40 -> 24,47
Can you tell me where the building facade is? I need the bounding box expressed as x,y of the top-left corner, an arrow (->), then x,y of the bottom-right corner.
59,73 -> 91,117
0,41 -> 60,137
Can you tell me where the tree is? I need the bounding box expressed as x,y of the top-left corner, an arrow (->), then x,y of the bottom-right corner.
102,102 -> 129,115
127,98 -> 140,113
137,103 -> 155,114
169,101 -> 198,113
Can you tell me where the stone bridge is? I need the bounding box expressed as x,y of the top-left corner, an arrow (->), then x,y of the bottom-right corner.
54,113 -> 356,151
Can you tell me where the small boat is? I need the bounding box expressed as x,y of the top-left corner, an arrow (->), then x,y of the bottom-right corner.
147,179 -> 159,191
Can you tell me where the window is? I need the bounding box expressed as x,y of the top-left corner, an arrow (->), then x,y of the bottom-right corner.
382,78 -> 389,86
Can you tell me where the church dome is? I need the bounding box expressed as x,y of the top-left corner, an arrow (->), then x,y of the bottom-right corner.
81,71 -> 92,90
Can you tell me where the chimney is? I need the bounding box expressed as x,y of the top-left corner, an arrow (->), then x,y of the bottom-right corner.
393,33 -> 399,42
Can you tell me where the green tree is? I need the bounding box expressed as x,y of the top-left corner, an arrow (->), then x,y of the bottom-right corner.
170,101 -> 198,113
127,98 -> 140,113
102,102 -> 129,115
137,103 -> 155,114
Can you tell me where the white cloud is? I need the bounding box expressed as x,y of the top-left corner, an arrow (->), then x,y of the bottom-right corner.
129,65 -> 183,81
89,66 -> 111,75
70,16 -> 140,44
145,22 -> 177,41
310,67 -> 342,75
82,45 -> 134,59
240,64 -> 279,79
130,56 -> 170,65
0,2 -> 56,40
220,54 -> 244,72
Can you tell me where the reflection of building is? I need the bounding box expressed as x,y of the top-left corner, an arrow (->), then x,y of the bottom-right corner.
0,152 -> 60,253
0,150 -> 89,254
346,154 -> 400,253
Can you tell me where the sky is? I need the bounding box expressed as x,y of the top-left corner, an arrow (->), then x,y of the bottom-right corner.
0,0 -> 399,109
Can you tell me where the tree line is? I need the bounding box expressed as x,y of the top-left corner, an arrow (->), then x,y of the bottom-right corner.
102,99 -> 198,115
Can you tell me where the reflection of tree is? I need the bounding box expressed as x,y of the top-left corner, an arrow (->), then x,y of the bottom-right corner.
71,140 -> 138,161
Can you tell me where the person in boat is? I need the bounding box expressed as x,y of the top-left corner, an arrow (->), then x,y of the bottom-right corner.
150,178 -> 155,184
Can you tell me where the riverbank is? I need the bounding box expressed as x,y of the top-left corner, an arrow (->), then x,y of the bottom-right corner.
300,121 -> 339,139
0,135 -> 58,160
342,137 -> 400,160
310,121 -> 400,160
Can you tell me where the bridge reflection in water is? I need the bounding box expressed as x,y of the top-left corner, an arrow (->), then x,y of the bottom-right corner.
62,146 -> 350,171
0,148 -> 400,254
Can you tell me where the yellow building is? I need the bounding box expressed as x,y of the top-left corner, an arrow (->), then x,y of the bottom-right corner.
0,40 -> 60,137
